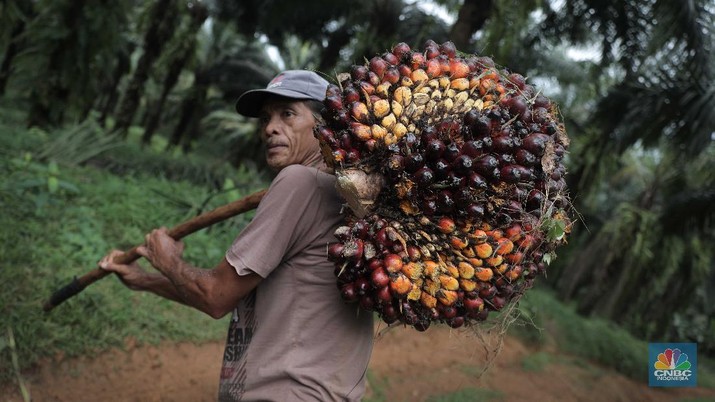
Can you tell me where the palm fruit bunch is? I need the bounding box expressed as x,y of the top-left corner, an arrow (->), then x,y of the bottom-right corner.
316,40 -> 572,331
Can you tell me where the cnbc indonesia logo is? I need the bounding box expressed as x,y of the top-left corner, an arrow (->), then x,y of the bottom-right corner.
649,344 -> 697,387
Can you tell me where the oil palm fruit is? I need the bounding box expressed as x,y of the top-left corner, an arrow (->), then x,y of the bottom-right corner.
318,40 -> 572,330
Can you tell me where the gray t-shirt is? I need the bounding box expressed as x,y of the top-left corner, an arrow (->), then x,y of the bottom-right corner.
219,165 -> 374,401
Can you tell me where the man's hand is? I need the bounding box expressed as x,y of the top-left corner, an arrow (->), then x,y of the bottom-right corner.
136,227 -> 185,275
98,250 -> 150,290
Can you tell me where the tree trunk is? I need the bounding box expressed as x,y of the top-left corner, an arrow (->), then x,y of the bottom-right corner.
449,0 -> 493,51
168,69 -> 208,150
98,44 -> 135,127
112,0 -> 179,136
142,2 -> 208,144
0,21 -> 25,95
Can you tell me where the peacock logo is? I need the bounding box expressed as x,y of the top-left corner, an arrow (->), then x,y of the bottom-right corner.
654,348 -> 691,370
649,343 -> 697,387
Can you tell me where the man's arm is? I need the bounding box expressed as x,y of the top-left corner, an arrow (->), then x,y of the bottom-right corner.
99,228 -> 262,319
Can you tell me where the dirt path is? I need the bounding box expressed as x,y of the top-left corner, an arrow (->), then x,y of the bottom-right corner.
2,325 -> 713,402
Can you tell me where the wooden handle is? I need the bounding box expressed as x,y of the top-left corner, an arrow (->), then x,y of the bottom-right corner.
42,188 -> 267,312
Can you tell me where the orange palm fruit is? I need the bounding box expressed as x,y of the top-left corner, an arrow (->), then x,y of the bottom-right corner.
475,242 -> 493,259
439,274 -> 460,291
420,291 -> 438,309
458,261 -> 475,279
475,267 -> 494,282
459,278 -> 477,292
437,289 -> 458,306
390,273 -> 412,296
495,238 -> 514,255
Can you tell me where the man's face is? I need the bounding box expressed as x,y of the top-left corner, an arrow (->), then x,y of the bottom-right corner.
258,98 -> 321,171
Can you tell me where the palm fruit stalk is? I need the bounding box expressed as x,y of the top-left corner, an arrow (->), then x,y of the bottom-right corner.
317,40 -> 572,331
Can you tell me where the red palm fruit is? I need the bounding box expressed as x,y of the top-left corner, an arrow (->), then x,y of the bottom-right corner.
505,251 -> 524,264
526,189 -> 544,212
490,296 -> 506,311
506,95 -> 528,116
383,253 -> 404,273
437,217 -> 456,234
369,56 -> 388,78
463,296 -> 484,314
374,227 -> 392,249
500,165 -> 523,183
324,95 -> 343,111
425,44 -> 440,59
447,316 -> 465,328
474,155 -> 498,176
522,133 -> 550,156
392,42 -> 411,60
327,243 -> 344,261
507,73 -> 526,90
382,51 -> 399,66
492,134 -> 515,153
532,107 -> 551,124
359,295 -> 375,311
368,258 -> 383,271
343,85 -> 360,103
354,277 -> 370,295
398,63 -> 412,77
452,154 -> 473,176
425,139 -> 446,160
342,239 -> 364,261
413,167 -> 435,187
466,203 -> 484,219
433,159 -> 450,179
495,238 -> 515,255
438,55 -> 451,74
376,285 -> 392,303
406,245 -> 421,261
439,41 -> 457,58
505,265 -> 523,281
368,71 -> 380,87
461,140 -> 483,158
340,282 -> 358,302
514,149 -> 537,166
358,80 -> 375,96
505,223 -> 523,241
422,199 -> 439,216
384,66 -> 400,84
449,58 -> 470,79
410,52 -> 426,69
350,65 -> 368,81
519,234 -> 537,251
371,267 -> 390,288
533,93 -> 551,109
316,126 -> 339,148
438,190 -> 456,213
326,84 -> 341,98
425,58 -> 441,78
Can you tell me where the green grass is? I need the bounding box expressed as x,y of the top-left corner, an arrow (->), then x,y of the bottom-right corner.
0,117 -> 268,382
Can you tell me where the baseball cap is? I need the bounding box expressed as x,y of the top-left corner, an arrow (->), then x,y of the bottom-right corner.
235,70 -> 329,117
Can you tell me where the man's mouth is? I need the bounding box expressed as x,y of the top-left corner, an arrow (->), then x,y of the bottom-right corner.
267,143 -> 287,150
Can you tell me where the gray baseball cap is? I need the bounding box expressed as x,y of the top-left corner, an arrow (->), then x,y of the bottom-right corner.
235,70 -> 329,117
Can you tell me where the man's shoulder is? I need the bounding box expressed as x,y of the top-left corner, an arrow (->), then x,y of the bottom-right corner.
274,165 -> 335,187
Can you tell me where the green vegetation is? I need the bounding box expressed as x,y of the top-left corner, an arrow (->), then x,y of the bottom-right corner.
0,114 -> 268,382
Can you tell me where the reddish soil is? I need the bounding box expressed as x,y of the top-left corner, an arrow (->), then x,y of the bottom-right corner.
1,325 -> 713,402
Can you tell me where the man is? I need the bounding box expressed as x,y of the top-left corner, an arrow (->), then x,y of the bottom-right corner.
99,70 -> 374,401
